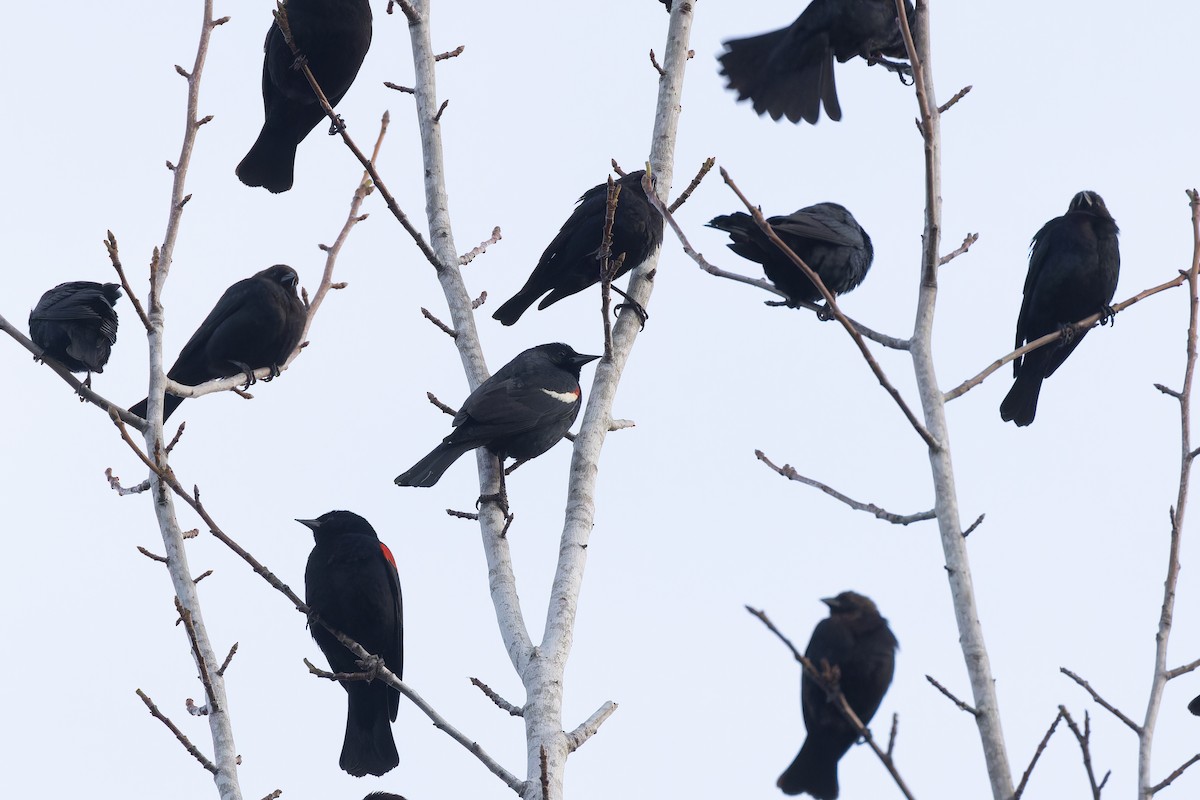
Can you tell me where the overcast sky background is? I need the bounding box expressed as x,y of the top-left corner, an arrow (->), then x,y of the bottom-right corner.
2,1 -> 1199,798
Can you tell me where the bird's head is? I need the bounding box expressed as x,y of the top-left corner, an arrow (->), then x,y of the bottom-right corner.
296,510 -> 378,541
536,342 -> 601,375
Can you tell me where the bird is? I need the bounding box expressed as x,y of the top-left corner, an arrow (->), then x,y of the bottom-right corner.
718,0 -> 915,125
1189,694 -> 1200,716
300,511 -> 403,778
362,795 -> 407,800
1001,191 -> 1120,427
129,265 -> 306,422
28,281 -> 122,379
236,0 -> 373,193
707,203 -> 873,306
492,171 -> 663,325
778,591 -> 898,799
395,343 -> 600,487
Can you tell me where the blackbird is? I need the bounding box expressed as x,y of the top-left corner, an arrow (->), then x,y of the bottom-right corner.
300,511 -> 403,777
395,343 -> 600,487
778,591 -> 897,799
1001,191 -> 1120,427
708,203 -> 873,306
129,265 -> 306,421
236,0 -> 373,193
492,171 -> 663,325
28,281 -> 121,377
719,0 -> 914,124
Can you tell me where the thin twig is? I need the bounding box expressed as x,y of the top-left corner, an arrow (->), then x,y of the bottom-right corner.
937,84 -> 973,114
103,231 -> 151,331
644,180 -> 910,351
459,226 -> 502,265
667,157 -> 714,213
756,450 -> 935,525
1060,707 -> 1110,799
176,597 -> 220,714
1150,753 -> 1200,794
924,674 -> 978,716
470,677 -> 523,716
747,606 -> 917,800
217,643 -> 238,677
421,307 -> 457,338
273,6 -> 438,266
1060,668 -> 1141,733
565,701 -> 618,753
720,167 -> 937,448
135,689 -> 217,774
938,232 -> 979,266
1012,709 -> 1065,800
944,273 -> 1186,402
138,546 -> 169,563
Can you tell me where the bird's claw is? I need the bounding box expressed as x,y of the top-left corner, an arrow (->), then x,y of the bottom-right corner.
290,54 -> 308,72
233,362 -> 257,389
476,489 -> 510,517
356,653 -> 384,681
613,301 -> 648,329
1099,304 -> 1117,327
327,115 -> 346,135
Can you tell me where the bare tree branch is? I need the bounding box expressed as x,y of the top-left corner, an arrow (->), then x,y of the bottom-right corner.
1060,667 -> 1141,734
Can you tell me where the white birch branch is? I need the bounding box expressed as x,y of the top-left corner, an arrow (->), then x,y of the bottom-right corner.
898,1 -> 1013,796
138,4 -> 243,798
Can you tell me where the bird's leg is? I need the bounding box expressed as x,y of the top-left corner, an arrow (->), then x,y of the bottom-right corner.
231,361 -> 257,389
1056,322 -> 1078,347
327,115 -> 346,135
83,371 -> 93,389
262,363 -> 283,382
290,53 -> 309,72
612,286 -> 649,329
476,456 -> 511,516
1099,303 -> 1117,327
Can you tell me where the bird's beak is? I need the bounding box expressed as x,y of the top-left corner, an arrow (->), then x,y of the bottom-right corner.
821,596 -> 840,610
572,353 -> 601,368
296,518 -> 321,531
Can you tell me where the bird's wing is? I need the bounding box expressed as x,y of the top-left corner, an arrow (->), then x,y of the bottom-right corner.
1013,215 -> 1062,365
168,281 -> 251,378
378,542 -> 404,719
453,374 -> 577,438
771,210 -> 860,248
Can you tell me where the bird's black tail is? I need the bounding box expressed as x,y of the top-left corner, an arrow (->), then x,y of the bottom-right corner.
1000,372 -> 1043,427
236,123 -> 299,194
67,334 -> 112,375
492,289 -> 541,326
129,394 -> 186,423
340,686 -> 399,778
706,212 -> 754,240
777,737 -> 842,800
719,27 -> 836,124
395,440 -> 476,487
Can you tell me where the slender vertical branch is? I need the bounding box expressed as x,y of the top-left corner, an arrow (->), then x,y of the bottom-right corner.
898,1 -> 1013,796
400,0 -> 534,686
138,4 -> 243,799
1138,189 -> 1200,799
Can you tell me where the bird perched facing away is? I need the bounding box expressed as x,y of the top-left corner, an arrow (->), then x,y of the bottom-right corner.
28,281 -> 121,378
719,0 -> 914,125
778,591 -> 897,799
236,0 -> 373,193
300,511 -> 403,778
395,343 -> 600,487
492,171 -> 663,325
707,203 -> 873,306
129,265 -> 306,422
1000,191 -> 1120,427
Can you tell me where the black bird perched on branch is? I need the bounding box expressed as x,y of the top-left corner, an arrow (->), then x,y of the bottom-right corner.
492,171 -> 663,325
129,265 -> 306,422
1000,191 -> 1120,427
300,511 -> 404,778
395,343 -> 600,487
719,0 -> 914,125
28,281 -> 121,378
236,0 -> 373,193
778,591 -> 897,799
708,203 -> 873,306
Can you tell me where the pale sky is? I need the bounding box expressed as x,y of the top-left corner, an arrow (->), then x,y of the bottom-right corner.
2,2 -> 1199,799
